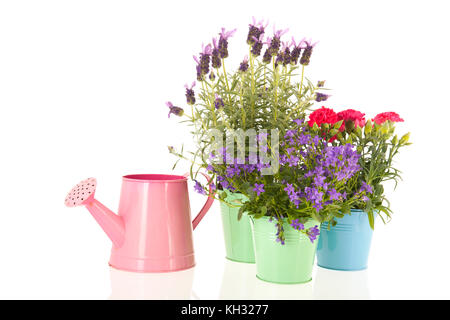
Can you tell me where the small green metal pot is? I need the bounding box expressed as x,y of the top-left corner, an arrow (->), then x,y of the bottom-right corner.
219,190 -> 255,263
250,216 -> 319,284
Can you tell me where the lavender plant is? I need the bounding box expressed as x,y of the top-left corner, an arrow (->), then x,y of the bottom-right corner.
167,18 -> 329,196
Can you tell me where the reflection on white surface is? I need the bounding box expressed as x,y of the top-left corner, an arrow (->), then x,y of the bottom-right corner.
109,267 -> 195,300
252,277 -> 313,300
313,266 -> 370,299
219,259 -> 313,300
219,259 -> 257,299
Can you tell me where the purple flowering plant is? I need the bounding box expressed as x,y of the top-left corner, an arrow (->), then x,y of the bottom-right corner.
167,18 -> 329,198
205,120 -> 370,244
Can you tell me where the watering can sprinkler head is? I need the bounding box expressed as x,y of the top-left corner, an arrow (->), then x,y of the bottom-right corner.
65,177 -> 97,207
65,177 -> 125,247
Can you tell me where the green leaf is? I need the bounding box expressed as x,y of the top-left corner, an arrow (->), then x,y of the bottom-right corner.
364,120 -> 373,136
329,129 -> 339,136
400,132 -> 410,144
313,122 -> 319,131
367,210 -> 375,230
334,120 -> 344,129
260,206 -> 267,216
238,206 -> 244,221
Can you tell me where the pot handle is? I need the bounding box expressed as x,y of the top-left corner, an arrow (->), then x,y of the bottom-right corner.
184,172 -> 216,230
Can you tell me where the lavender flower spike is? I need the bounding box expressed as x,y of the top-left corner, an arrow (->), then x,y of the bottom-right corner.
300,39 -> 318,66
246,17 -> 268,45
239,55 -> 249,72
199,43 -> 212,77
290,37 -> 305,65
281,41 -> 292,66
268,26 -> 289,56
251,34 -> 264,56
218,27 -> 237,59
214,94 -> 224,109
184,81 -> 196,105
211,38 -> 222,68
193,55 -> 203,81
315,92 -> 330,102
166,101 -> 184,118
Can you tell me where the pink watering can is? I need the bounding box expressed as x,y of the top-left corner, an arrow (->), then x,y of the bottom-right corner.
64,174 -> 214,273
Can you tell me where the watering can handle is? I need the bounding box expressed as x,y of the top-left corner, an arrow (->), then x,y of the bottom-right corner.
184,172 -> 216,230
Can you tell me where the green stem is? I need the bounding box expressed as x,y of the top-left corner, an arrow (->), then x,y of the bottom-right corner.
240,73 -> 245,128
222,59 -> 232,107
249,48 -> 255,123
273,56 -> 278,121
299,65 -> 305,99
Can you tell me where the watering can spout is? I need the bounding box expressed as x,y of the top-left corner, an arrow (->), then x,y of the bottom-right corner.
85,199 -> 125,247
65,178 -> 125,247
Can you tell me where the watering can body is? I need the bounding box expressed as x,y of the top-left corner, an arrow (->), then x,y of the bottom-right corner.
68,174 -> 214,273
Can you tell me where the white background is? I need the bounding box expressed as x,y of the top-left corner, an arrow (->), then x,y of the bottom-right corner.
0,0 -> 449,299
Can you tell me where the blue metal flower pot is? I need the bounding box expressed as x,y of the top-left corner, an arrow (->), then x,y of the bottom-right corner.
316,210 -> 374,271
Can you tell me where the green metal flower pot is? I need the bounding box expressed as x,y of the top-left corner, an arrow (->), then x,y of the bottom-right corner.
219,190 -> 255,263
250,216 -> 319,284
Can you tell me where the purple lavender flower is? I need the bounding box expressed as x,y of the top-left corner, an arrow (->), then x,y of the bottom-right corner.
306,225 -> 320,243
215,94 -> 224,109
315,92 -> 330,102
226,165 -> 240,178
268,28 -> 288,56
287,155 -> 300,167
284,183 -> 296,196
281,42 -> 292,66
313,175 -> 326,188
360,181 -> 373,194
291,219 -> 304,231
184,82 -> 196,105
256,131 -> 268,142
274,218 -> 285,245
211,38 -> 222,69
317,80 -> 326,88
313,202 -> 323,212
274,52 -> 283,68
293,118 -> 304,126
193,180 -> 206,195
251,34 -> 264,56
166,101 -> 184,118
298,133 -> 310,145
239,55 -> 249,72
195,63 -> 203,81
290,37 -> 304,65
218,28 -> 236,59
246,17 -> 267,45
209,71 -> 216,81
262,48 -> 272,64
285,130 -> 295,138
305,187 -> 324,207
327,188 -> 340,201
253,183 -> 265,196
312,135 -> 320,145
199,43 -> 212,76
300,39 -> 317,66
